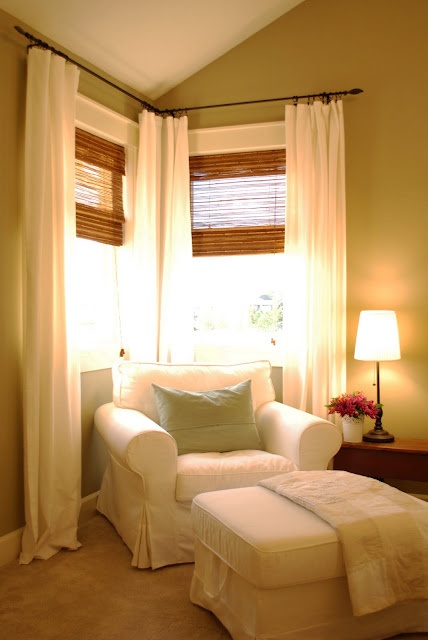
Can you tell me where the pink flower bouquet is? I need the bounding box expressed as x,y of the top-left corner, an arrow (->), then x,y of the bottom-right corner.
326,391 -> 380,420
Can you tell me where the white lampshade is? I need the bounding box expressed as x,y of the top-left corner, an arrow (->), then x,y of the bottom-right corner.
354,310 -> 401,361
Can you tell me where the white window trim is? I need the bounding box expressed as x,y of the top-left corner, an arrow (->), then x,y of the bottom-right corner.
188,121 -> 285,156
76,94 -> 139,146
76,94 -> 138,373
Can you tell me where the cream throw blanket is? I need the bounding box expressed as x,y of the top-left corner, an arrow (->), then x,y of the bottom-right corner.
259,470 -> 428,616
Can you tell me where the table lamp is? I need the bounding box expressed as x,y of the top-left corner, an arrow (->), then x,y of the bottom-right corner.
354,310 -> 401,443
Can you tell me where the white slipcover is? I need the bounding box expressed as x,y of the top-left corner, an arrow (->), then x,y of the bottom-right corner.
191,486 -> 428,640
94,360 -> 342,569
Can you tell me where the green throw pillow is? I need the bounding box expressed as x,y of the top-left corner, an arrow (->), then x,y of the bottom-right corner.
152,379 -> 261,455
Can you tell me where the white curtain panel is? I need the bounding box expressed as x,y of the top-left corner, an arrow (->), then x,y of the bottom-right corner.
283,100 -> 347,418
123,110 -> 193,362
20,48 -> 82,563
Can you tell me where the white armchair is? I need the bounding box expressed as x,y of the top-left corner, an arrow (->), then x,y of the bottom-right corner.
94,360 -> 342,569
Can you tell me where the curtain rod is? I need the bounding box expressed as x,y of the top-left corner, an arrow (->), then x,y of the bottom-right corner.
166,87 -> 363,114
15,26 -> 161,114
15,26 -> 363,115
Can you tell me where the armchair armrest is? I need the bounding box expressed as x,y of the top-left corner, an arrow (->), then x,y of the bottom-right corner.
95,402 -> 183,569
94,402 -> 178,484
255,401 -> 342,470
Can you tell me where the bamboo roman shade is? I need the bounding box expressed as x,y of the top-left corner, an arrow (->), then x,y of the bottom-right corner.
189,149 -> 286,256
75,128 -> 126,246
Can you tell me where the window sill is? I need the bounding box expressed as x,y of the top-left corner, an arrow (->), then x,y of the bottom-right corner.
194,343 -> 283,368
80,344 -> 121,373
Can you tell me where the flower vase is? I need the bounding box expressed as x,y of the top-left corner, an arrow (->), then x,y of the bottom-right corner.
342,415 -> 364,443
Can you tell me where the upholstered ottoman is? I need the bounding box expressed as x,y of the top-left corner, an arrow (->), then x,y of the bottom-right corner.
190,484 -> 428,640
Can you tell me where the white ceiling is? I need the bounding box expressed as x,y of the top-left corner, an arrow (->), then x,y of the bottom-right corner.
1,0 -> 305,100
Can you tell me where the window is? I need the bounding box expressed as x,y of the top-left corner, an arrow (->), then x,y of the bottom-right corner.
76,238 -> 122,371
75,95 -> 138,372
192,253 -> 285,364
188,126 -> 286,365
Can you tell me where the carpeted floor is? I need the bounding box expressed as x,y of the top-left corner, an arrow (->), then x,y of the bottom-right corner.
0,515 -> 230,640
0,514 -> 426,640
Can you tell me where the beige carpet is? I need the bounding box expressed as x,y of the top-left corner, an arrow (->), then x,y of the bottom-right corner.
0,514 -> 426,640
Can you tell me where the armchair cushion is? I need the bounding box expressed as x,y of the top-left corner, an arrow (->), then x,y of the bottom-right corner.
152,379 -> 260,455
112,360 -> 276,423
176,450 -> 298,502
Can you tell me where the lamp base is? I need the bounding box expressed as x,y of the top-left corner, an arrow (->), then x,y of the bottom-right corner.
363,428 -> 395,443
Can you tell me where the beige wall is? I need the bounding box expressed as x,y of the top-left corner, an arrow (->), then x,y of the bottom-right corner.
0,9 -> 25,537
1,0 -> 427,537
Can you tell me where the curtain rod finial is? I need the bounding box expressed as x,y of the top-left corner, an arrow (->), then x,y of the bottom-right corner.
349,88 -> 364,95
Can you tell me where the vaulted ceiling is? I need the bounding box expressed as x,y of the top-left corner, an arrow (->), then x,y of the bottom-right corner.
1,0 -> 305,99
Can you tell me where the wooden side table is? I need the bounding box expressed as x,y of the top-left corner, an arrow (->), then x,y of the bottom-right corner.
333,437 -> 428,482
